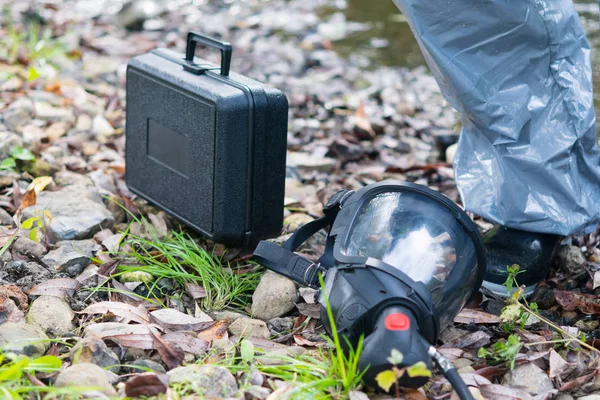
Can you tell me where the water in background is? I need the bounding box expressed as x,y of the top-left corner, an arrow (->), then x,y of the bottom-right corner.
332,0 -> 600,130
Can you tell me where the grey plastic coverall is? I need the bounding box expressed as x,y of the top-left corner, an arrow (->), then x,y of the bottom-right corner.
392,0 -> 600,236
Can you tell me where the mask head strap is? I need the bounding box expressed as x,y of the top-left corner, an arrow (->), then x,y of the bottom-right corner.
253,190 -> 354,287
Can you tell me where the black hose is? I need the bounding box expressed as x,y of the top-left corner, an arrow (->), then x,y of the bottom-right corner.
442,367 -> 474,400
428,346 -> 474,400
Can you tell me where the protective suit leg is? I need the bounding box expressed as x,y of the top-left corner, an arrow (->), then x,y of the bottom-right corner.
392,0 -> 600,236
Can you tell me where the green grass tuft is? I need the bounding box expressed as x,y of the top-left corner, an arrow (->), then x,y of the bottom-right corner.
120,229 -> 262,311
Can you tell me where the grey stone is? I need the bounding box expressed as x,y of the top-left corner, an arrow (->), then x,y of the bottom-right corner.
502,363 -> 554,395
244,386 -> 271,400
268,317 -> 294,333
578,396 -> 600,400
41,239 -> 100,273
12,236 -> 47,259
209,310 -> 248,322
228,318 -> 271,339
4,98 -> 33,131
555,395 -> 574,400
55,363 -> 117,397
168,365 -> 238,398
0,131 -> 23,158
53,171 -> 94,187
127,359 -> 166,374
251,272 -> 298,320
0,207 -> 13,225
0,322 -> 49,357
71,336 -> 120,372
3,261 -> 51,290
33,102 -> 75,122
555,245 -> 587,274
22,185 -> 114,243
0,298 -> 25,324
287,151 -> 337,173
27,296 -> 75,336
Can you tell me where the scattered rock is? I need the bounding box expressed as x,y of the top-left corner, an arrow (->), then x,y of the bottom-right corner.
228,318 -> 271,339
245,386 -> 271,399
41,240 -> 100,274
252,272 -> 298,320
168,364 -> 238,398
0,207 -> 12,225
554,395 -> 574,400
210,310 -> 249,322
71,336 -> 120,372
53,171 -> 95,187
268,317 -> 294,333
27,296 -> 75,336
4,98 -> 33,131
0,131 -> 23,158
126,359 -> 167,374
92,115 -> 115,136
22,185 -> 115,243
502,363 -> 554,395
555,245 -> 587,274
446,143 -> 458,164
34,102 -> 75,122
0,298 -> 25,324
284,213 -> 315,231
55,363 -> 118,397
287,151 -> 337,173
2,261 -> 51,290
11,237 -> 47,259
0,322 -> 49,357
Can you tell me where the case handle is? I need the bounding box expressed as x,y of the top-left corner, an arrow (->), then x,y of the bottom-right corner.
184,32 -> 232,77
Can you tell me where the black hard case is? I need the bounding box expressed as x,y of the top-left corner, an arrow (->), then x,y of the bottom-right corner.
125,33 -> 288,246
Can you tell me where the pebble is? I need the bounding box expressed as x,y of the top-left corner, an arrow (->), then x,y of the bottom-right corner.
70,336 -> 120,372
251,272 -> 298,320
11,237 -> 47,259
168,365 -> 238,398
268,317 -> 294,333
22,184 -> 115,243
4,98 -> 33,131
210,310 -> 249,322
0,322 -> 49,357
34,102 -> 75,122
2,261 -> 51,290
287,151 -> 337,173
502,363 -> 554,395
555,245 -> 587,274
0,298 -> 25,324
41,239 -> 100,274
27,296 -> 75,336
0,207 -> 13,225
126,359 -> 166,374
0,131 -> 24,158
578,396 -> 600,400
55,363 -> 118,397
228,318 -> 271,339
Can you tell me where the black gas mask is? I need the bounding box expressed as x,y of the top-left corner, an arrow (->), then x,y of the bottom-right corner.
253,181 -> 485,398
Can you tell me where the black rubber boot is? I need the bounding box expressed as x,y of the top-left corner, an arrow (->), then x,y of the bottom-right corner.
481,226 -> 563,297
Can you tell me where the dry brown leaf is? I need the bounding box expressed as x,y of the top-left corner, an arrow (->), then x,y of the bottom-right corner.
26,278 -> 79,297
548,349 -> 571,379
559,368 -> 599,391
150,308 -> 216,332
403,389 -> 429,400
79,301 -> 150,324
84,322 -> 155,349
293,335 -> 319,347
184,282 -> 206,299
478,384 -> 533,400
162,332 -> 209,355
97,260 -> 119,277
125,373 -> 169,397
454,309 -> 500,324
197,320 -> 230,341
437,348 -> 464,362
354,103 -> 375,139
554,290 -> 600,314
295,302 -> 321,319
16,189 -> 36,214
0,285 -> 28,311
27,176 -> 53,194
150,326 -> 184,370
441,331 -> 490,350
